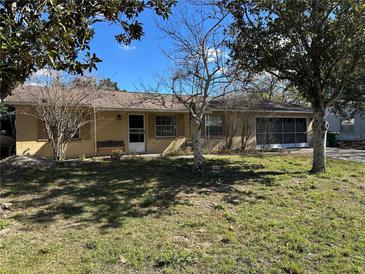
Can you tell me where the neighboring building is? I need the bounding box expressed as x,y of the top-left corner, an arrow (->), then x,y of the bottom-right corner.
326,110 -> 365,141
5,87 -> 313,158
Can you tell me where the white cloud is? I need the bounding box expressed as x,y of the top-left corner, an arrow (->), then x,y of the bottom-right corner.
27,82 -> 45,87
32,68 -> 57,77
206,48 -> 229,63
207,48 -> 221,62
120,45 -> 136,51
25,68 -> 59,86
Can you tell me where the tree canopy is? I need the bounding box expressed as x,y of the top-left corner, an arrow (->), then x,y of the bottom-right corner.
98,78 -> 120,91
331,67 -> 365,116
226,0 -> 365,110
226,0 -> 365,173
0,0 -> 174,99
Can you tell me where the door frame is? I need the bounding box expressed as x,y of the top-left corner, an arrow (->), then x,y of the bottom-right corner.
128,113 -> 146,153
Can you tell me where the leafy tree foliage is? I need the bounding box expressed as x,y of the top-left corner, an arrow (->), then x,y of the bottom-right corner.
226,0 -> 365,173
0,0 -> 174,99
331,67 -> 365,117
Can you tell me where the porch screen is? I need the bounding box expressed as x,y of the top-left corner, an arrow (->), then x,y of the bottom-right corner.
256,117 -> 307,146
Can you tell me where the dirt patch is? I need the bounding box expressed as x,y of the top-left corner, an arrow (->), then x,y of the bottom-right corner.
0,155 -> 55,172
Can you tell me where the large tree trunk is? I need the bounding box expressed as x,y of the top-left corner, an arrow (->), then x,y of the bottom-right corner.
50,139 -> 67,161
225,113 -> 235,149
241,117 -> 251,151
193,121 -> 204,173
311,109 -> 327,173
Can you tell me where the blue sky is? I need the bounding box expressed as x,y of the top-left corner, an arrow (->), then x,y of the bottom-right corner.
89,10 -> 170,92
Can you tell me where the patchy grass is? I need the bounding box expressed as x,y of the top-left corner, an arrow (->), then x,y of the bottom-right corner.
0,155 -> 364,273
0,220 -> 10,230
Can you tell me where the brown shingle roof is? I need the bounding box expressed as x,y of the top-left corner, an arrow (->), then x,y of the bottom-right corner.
5,86 -> 188,112
209,98 -> 313,113
5,85 -> 313,113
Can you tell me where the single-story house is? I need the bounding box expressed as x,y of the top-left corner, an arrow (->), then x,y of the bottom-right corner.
5,87 -> 314,158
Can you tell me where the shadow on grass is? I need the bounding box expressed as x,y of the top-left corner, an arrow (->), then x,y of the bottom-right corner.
1,157 -> 290,229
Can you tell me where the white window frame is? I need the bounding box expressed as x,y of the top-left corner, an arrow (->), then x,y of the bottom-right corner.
205,114 -> 224,137
155,115 -> 177,137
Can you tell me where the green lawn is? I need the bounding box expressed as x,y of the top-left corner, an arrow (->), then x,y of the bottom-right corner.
0,155 -> 364,273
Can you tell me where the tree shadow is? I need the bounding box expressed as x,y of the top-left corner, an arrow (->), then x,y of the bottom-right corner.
1,157 -> 294,229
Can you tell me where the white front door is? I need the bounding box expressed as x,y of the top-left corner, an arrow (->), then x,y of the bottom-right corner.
128,115 -> 145,153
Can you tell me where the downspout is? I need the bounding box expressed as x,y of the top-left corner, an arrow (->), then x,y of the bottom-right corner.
93,107 -> 97,156
206,114 -> 210,145
92,91 -> 97,157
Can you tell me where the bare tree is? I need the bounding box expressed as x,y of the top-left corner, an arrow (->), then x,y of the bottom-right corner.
144,3 -> 244,173
18,77 -> 92,160
223,93 -> 254,151
223,94 -> 242,149
70,76 -> 98,90
248,73 -> 283,100
240,112 -> 253,151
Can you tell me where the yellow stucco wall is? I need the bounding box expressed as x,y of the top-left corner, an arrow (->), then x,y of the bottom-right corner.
15,106 -> 96,158
146,112 -> 191,153
200,111 -> 313,151
15,106 -> 313,158
15,107 -> 191,158
200,111 -> 256,151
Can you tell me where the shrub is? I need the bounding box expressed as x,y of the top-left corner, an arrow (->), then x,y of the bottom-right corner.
110,149 -> 124,161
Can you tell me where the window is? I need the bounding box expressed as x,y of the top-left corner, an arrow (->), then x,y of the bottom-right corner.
156,116 -> 177,137
340,118 -> 355,133
256,117 -> 307,146
71,128 -> 80,140
206,115 -> 224,137
129,115 -> 145,142
129,115 -> 144,128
